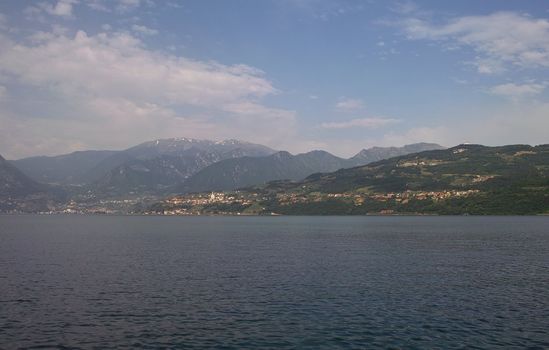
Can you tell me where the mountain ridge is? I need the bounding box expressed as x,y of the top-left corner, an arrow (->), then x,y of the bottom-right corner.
179,149 -> 352,193
148,143 -> 549,215
11,138 -> 277,187
0,154 -> 63,212
179,143 -> 445,193
9,139 -> 444,197
350,142 -> 445,163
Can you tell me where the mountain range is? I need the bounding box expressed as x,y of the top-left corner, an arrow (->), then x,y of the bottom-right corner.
7,139 -> 443,197
349,143 -> 447,164
11,138 -> 276,186
165,143 -> 547,215
0,154 -> 46,197
86,138 -> 277,195
0,154 -> 61,212
180,143 -> 444,193
3,141 -> 548,214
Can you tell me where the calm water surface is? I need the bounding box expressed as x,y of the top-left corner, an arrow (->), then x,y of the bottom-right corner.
0,215 -> 548,349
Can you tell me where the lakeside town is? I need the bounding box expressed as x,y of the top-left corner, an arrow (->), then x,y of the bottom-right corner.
139,189 -> 481,216
1,189 -> 481,216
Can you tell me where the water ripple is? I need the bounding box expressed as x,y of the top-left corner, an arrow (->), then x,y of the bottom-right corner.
0,215 -> 548,349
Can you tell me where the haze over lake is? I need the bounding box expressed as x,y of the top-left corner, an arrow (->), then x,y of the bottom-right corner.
1,215 -> 548,349
1,1 -> 549,348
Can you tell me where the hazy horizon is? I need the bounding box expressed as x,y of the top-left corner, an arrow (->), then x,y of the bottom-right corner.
5,137 -> 446,160
7,135 -> 549,161
1,0 -> 549,159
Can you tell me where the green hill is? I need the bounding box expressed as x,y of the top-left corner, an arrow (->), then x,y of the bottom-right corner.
268,144 -> 549,215
150,144 -> 549,215
179,150 -> 352,193
178,143 -> 444,193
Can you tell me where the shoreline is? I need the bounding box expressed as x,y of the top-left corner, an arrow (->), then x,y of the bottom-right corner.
1,212 -> 548,217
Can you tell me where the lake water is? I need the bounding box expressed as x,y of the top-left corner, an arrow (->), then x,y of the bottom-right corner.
0,215 -> 548,349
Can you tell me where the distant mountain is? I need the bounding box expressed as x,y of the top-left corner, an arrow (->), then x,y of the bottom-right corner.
179,143 -> 445,193
0,154 -> 61,212
124,138 -> 274,159
180,150 -> 351,193
90,138 -> 277,195
9,140 -> 443,197
11,150 -> 118,185
80,151 -> 136,184
92,153 -> 228,195
0,154 -> 45,196
11,138 -> 277,189
349,143 -> 445,165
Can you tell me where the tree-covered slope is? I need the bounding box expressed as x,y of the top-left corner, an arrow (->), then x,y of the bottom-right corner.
298,144 -> 549,193
262,144 -> 549,214
179,143 -> 445,193
150,144 -> 549,215
179,150 -> 352,193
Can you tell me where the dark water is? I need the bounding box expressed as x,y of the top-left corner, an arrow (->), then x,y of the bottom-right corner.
0,216 -> 548,349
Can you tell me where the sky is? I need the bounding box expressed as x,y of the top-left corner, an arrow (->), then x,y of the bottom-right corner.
0,0 -> 548,159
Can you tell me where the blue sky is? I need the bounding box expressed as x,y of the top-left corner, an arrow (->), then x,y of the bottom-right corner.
0,0 -> 548,158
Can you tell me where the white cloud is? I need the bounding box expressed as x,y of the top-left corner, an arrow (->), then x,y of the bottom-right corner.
49,0 -> 77,16
86,1 -> 110,12
398,12 -> 549,73
86,0 -> 153,13
390,1 -> 419,15
0,29 -> 298,158
117,0 -> 141,12
131,24 -> 158,36
117,0 -> 156,12
0,30 -> 275,108
489,82 -> 546,98
335,97 -> 364,111
26,0 -> 77,19
0,85 -> 6,99
321,117 -> 399,129
166,2 -> 183,9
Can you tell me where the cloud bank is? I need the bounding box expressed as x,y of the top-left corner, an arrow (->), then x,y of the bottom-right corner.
489,82 -> 546,98
0,29 -> 298,158
399,12 -> 549,73
335,98 -> 364,112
